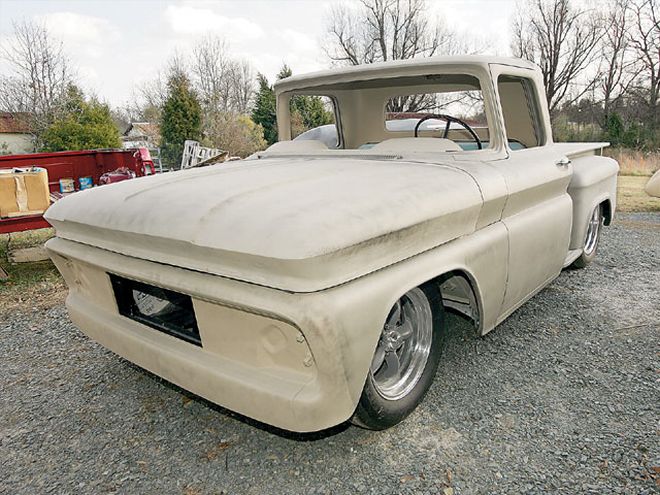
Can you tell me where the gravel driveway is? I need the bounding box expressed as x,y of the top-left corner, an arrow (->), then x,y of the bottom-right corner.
2,212 -> 658,495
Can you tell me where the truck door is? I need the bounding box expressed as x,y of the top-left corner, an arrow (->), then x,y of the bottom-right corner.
490,73 -> 573,319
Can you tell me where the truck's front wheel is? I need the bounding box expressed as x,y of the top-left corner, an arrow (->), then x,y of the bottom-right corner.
352,283 -> 445,430
572,205 -> 603,268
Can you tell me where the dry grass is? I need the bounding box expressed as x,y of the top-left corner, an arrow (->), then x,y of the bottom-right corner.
0,228 -> 65,313
608,148 -> 660,211
605,148 -> 660,177
616,175 -> 660,213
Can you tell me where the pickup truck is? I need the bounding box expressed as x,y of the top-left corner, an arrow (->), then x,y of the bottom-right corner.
45,56 -> 619,432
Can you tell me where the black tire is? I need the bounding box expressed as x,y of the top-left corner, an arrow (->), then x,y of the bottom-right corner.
352,282 -> 445,430
572,205 -> 603,269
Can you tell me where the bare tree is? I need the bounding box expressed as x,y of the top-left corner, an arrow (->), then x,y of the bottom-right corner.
122,87 -> 163,125
127,38 -> 255,145
203,112 -> 266,157
130,52 -> 188,124
135,73 -> 167,118
228,59 -> 255,114
597,0 -> 639,122
511,0 -> 603,115
324,0 -> 478,112
628,0 -> 660,125
324,0 -> 465,66
191,36 -> 254,115
192,37 -> 231,113
0,20 -> 73,138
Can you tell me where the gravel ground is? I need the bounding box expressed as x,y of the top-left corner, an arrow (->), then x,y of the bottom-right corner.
1,212 -> 658,495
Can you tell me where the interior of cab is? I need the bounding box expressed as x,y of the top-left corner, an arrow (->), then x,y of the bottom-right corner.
272,72 -> 543,154
272,73 -> 486,152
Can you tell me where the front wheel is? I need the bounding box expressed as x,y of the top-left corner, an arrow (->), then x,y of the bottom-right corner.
572,205 -> 603,269
352,284 -> 445,430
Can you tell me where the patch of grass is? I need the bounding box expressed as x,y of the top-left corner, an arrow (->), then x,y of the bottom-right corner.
605,148 -> 660,177
616,175 -> 660,213
3,228 -> 54,250
0,228 -> 65,313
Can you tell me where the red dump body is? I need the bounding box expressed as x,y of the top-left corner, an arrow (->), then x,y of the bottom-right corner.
0,148 -> 155,234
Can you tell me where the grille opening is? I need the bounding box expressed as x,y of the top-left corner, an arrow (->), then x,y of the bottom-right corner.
110,275 -> 201,346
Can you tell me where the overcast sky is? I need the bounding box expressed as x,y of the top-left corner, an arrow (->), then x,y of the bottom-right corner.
0,0 -> 517,107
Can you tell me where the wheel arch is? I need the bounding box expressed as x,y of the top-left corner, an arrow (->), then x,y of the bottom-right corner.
378,267 -> 485,338
320,224 -> 508,416
570,192 -> 614,250
601,198 -> 613,226
359,225 -> 508,343
435,269 -> 483,332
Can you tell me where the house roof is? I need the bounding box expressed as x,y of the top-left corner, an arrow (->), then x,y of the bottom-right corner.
274,56 -> 538,94
0,112 -> 31,133
123,122 -> 160,138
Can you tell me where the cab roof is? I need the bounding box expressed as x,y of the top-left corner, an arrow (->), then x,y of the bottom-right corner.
274,56 -> 539,94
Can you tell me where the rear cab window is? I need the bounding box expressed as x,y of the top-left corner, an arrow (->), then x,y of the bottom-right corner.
382,76 -> 489,151
497,75 -> 545,150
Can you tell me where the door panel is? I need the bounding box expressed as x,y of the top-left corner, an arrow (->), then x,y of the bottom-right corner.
491,148 -> 573,316
500,193 -> 572,313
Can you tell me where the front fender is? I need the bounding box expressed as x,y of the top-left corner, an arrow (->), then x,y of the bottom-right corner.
299,220 -> 508,417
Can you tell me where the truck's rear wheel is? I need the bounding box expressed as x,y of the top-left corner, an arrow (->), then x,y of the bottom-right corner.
352,284 -> 445,430
572,205 -> 602,268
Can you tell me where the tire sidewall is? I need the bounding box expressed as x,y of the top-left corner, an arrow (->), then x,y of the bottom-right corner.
354,283 -> 445,430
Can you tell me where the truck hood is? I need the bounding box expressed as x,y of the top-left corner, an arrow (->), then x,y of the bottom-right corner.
46,156 -> 483,292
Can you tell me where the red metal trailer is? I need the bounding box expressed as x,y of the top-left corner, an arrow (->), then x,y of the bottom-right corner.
0,148 -> 155,234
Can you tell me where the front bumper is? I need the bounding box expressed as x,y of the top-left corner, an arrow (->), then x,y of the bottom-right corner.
46,237 -> 376,432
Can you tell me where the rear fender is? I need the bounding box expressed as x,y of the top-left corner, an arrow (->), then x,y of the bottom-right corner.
567,156 -> 618,250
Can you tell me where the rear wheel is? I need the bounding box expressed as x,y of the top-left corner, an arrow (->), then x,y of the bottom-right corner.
572,205 -> 602,268
353,284 -> 445,430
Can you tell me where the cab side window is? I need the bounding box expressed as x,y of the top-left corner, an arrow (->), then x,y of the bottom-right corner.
289,95 -> 339,148
497,76 -> 545,150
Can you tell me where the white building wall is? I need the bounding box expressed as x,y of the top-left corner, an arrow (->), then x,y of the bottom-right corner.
0,133 -> 34,154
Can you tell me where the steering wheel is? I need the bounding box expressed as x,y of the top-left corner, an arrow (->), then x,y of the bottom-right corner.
413,113 -> 483,150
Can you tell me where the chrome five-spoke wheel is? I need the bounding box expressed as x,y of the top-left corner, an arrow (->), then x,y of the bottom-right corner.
370,288 -> 433,400
572,204 -> 603,268
584,206 -> 601,256
353,283 -> 445,430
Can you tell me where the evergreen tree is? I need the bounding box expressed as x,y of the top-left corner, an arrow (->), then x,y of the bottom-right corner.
41,85 -> 121,152
251,73 -> 278,145
291,94 -> 334,130
277,64 -> 293,80
250,64 -> 334,144
160,70 -> 202,167
604,113 -> 624,146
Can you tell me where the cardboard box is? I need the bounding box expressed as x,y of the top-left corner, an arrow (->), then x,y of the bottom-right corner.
0,167 -> 50,218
